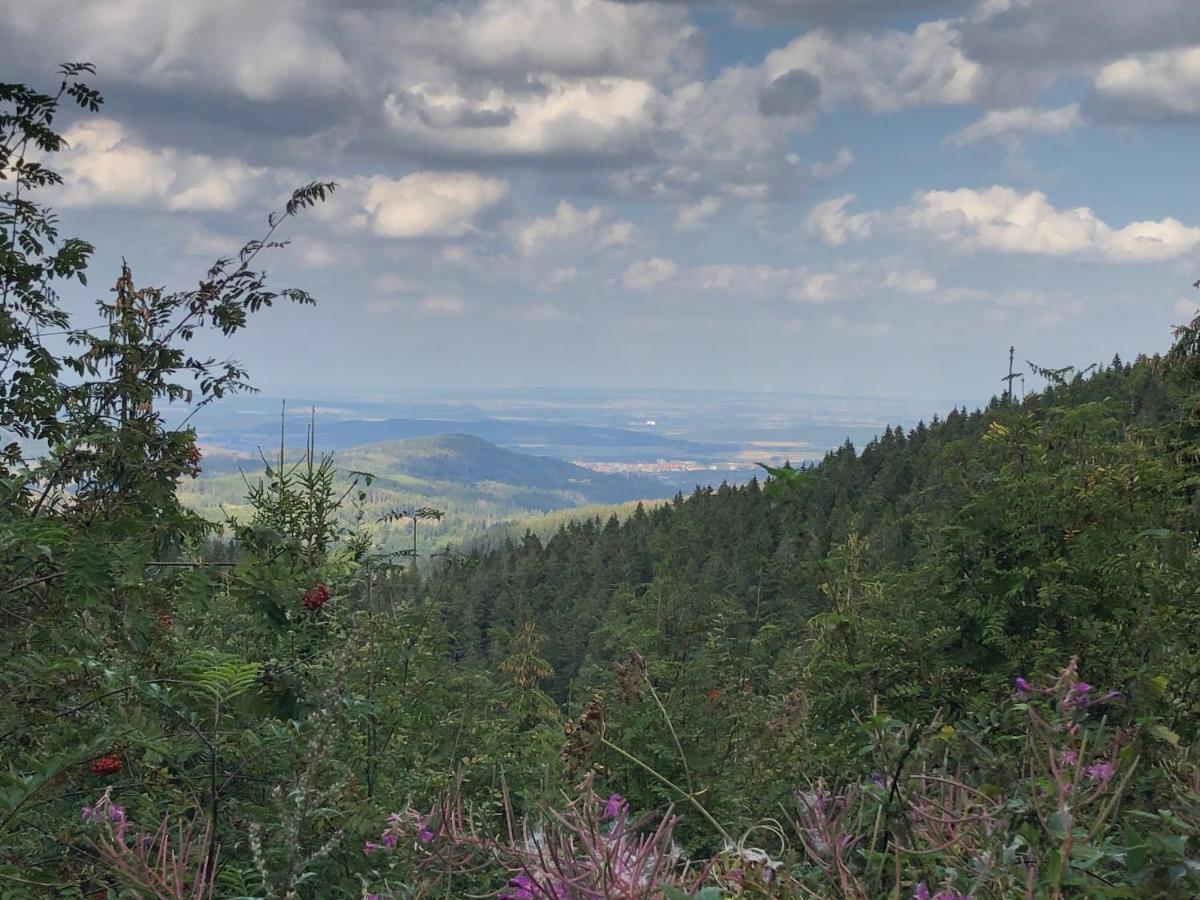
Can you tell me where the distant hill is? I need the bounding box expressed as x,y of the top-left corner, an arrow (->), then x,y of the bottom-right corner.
179,433 -> 672,554
203,416 -> 715,460
335,433 -> 666,505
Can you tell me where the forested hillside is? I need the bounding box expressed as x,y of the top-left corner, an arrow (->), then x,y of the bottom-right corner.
4,67 -> 1200,899
177,432 -> 668,554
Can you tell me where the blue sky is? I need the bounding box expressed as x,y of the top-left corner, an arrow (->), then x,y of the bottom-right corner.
3,0 -> 1198,406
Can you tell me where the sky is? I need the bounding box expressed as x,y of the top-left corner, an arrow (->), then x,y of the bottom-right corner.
3,0 -> 1199,406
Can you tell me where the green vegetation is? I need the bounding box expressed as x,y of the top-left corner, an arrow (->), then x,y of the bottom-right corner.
178,432 -> 669,555
3,66 -> 1200,899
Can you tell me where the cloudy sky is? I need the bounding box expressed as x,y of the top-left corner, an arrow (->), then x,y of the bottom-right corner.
4,0 -> 1199,403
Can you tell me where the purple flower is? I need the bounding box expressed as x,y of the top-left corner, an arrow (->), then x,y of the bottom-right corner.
419,828 -> 435,843
1014,676 -> 1032,694
1062,749 -> 1078,765
869,771 -> 885,788
1064,681 -> 1093,709
1086,761 -> 1115,782
82,805 -> 97,822
913,884 -> 931,900
499,873 -> 536,900
381,832 -> 397,848
604,793 -> 625,818
363,840 -> 383,855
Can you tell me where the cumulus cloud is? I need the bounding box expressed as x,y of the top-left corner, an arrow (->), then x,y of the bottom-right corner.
946,104 -> 1082,146
324,172 -> 509,240
806,194 -> 879,246
762,22 -> 980,114
0,0 -> 353,102
514,201 -> 634,255
384,76 -> 660,161
623,257 -> 679,290
883,268 -> 938,294
1090,47 -> 1200,122
417,294 -> 467,316
55,120 -> 263,211
674,196 -> 722,231
903,186 -> 1200,262
614,0 -> 966,28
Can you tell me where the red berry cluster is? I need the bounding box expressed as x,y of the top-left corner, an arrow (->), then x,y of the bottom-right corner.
183,444 -> 202,478
303,583 -> 330,611
90,754 -> 123,777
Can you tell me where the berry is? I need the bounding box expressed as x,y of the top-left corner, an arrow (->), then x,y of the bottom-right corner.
303,583 -> 331,611
90,754 -> 123,777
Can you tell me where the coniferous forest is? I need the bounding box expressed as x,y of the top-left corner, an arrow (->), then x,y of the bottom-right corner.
4,67 -> 1200,899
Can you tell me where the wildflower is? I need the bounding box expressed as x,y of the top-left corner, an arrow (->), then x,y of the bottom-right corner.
363,840 -> 383,855
1085,761 -> 1115,782
869,771 -> 885,788
381,832 -> 397,848
418,829 -> 434,843
1064,681 -> 1092,709
604,793 -> 625,819
707,688 -> 722,702
1014,676 -> 1032,694
913,884 -> 931,900
1062,749 -> 1078,765
499,872 -> 536,900
90,754 -> 123,777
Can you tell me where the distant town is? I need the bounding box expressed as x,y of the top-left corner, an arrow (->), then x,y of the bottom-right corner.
572,459 -> 758,476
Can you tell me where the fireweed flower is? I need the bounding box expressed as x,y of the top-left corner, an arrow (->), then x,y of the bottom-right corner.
418,828 -> 434,843
1014,676 -> 1033,694
604,793 -> 625,818
363,840 -> 383,855
1086,761 -> 1115,782
499,872 -> 536,900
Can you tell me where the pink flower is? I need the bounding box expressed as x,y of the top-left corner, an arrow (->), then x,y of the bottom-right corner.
604,793 -> 625,818
419,829 -> 434,843
1086,761 -> 1115,782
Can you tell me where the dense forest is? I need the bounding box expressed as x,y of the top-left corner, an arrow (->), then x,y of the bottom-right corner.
3,67 -> 1200,899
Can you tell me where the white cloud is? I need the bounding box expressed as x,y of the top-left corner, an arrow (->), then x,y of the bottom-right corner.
56,120 -> 262,211
326,172 -> 509,240
826,315 -> 892,338
514,201 -> 634,255
806,194 -> 878,246
449,0 -> 698,81
903,186 -> 1200,262
883,268 -> 939,294
946,103 -> 1082,146
373,273 -> 420,293
0,0 -> 353,102
418,294 -> 467,316
384,76 -> 660,160
674,196 -> 722,231
787,271 -> 845,303
623,257 -> 679,290
763,21 -> 980,114
1092,46 -> 1200,121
